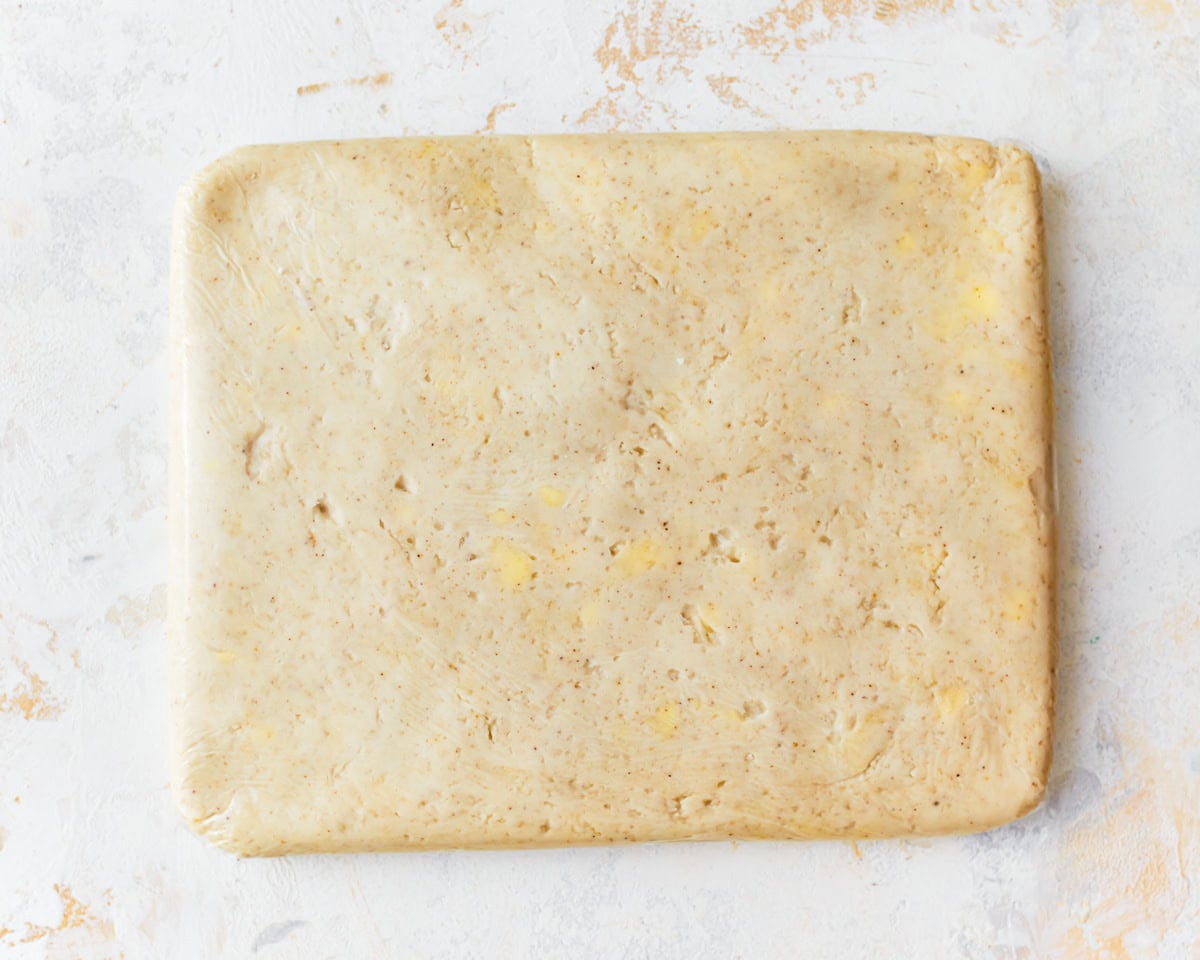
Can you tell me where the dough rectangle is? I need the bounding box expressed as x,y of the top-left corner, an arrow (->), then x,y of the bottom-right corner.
169,132 -> 1055,854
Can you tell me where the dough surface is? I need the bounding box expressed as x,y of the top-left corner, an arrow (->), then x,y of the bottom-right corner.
169,132 -> 1055,855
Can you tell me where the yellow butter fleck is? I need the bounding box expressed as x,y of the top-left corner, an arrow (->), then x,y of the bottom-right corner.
214,649 -> 239,664
757,277 -> 780,303
616,538 -> 668,575
921,281 -> 999,342
945,389 -> 972,410
648,701 -> 680,740
1001,588 -> 1034,623
895,232 -> 916,254
724,145 -> 754,181
689,209 -> 717,243
577,602 -> 599,628
921,311 -> 968,341
539,486 -> 566,508
458,173 -> 499,211
965,282 -> 998,319
490,508 -> 514,525
962,341 -> 1033,383
820,391 -> 848,413
937,686 -> 967,717
714,706 -> 744,727
980,227 -> 1007,254
491,539 -> 534,587
960,160 -> 993,194
393,501 -> 417,525
1001,355 -> 1032,382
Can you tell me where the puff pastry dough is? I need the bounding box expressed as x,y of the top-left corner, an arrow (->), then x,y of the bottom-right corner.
169,132 -> 1054,854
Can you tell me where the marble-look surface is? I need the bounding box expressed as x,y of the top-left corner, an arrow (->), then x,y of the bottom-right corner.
1,1 -> 1197,957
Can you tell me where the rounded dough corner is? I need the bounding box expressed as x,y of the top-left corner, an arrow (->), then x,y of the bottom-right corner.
969,759 -> 1053,836
170,772 -> 263,857
173,144 -> 276,228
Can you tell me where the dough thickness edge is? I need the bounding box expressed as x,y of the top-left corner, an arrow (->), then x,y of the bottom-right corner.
168,147 -> 260,848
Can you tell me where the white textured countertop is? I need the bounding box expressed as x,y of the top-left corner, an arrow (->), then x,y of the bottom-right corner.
1,1 -> 1197,957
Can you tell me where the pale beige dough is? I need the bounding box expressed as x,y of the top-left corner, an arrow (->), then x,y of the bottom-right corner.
169,132 -> 1055,855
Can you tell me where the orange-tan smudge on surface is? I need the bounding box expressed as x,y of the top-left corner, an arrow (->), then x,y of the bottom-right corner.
569,0 -> 1192,130
829,70 -> 877,104
16,885 -> 115,948
1041,740 -> 1198,958
594,0 -> 707,83
705,74 -> 769,117
435,0 -> 474,59
349,72 -> 393,88
0,660 -> 61,721
737,0 -> 952,58
36,618 -> 59,653
1115,0 -> 1182,27
297,74 -> 392,97
579,0 -> 710,128
873,0 -> 955,22
479,101 -> 516,133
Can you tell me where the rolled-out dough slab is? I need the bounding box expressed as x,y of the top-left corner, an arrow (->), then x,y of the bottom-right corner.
169,131 -> 1055,855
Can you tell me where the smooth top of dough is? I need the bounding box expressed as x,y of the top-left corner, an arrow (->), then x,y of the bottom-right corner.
169,132 -> 1054,855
